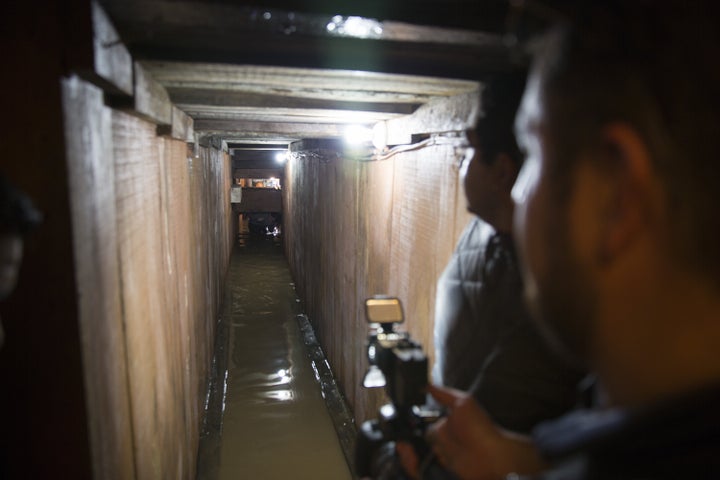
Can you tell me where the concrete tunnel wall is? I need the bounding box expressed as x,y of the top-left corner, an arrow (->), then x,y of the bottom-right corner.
284,143 -> 473,423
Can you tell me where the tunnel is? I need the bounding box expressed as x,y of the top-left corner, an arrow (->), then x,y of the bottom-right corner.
0,1 -> 557,478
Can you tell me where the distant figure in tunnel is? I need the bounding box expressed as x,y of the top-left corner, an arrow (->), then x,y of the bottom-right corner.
430,75 -> 585,434
0,174 -> 41,350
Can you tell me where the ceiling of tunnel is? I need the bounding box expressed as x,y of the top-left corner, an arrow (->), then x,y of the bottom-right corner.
141,61 -> 480,144
97,1 -> 569,152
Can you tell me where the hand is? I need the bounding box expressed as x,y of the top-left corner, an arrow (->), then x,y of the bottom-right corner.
396,441 -> 420,480
426,385 -> 547,480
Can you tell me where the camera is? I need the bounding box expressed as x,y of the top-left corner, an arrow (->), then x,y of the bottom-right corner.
355,296 -> 442,479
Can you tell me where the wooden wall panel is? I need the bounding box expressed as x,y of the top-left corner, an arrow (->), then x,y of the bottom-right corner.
388,145 -> 468,368
284,145 -> 471,423
108,110 -> 231,480
113,110 -> 176,480
354,158 -> 399,421
158,138 -> 195,479
2,4 -> 232,477
62,75 -> 135,480
158,139 -> 232,479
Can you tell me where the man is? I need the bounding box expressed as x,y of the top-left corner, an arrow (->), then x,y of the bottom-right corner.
0,175 -> 41,349
426,2 -> 720,478
395,78 -> 584,480
0,174 -> 41,477
432,76 -> 584,434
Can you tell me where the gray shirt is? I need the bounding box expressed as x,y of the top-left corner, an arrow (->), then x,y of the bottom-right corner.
432,217 -> 584,433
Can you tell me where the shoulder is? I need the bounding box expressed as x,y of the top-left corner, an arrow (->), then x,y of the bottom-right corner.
455,217 -> 495,253
534,385 -> 720,479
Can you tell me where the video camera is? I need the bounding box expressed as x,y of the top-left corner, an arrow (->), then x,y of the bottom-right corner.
355,296 -> 442,479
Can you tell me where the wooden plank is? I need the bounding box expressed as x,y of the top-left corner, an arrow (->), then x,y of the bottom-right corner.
61,75 -> 135,480
282,135 -> 472,425
174,105 -> 194,142
158,139 -> 232,479
90,1 -> 133,95
176,104 -> 406,125
107,62 -> 173,126
387,145 -> 471,366
200,132 -> 305,144
99,1 -> 520,78
67,1 -> 133,96
133,61 -> 172,125
195,119 -> 344,138
145,61 -> 479,99
111,114 -> 232,479
384,89 -> 481,145
158,105 -> 194,142
197,135 -> 229,151
171,90 -> 420,114
202,0 -> 513,33
100,0 -> 514,40
113,111 -> 169,480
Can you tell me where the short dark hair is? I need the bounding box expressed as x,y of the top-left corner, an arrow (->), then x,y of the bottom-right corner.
0,175 -> 42,234
476,73 -> 527,168
532,1 -> 720,284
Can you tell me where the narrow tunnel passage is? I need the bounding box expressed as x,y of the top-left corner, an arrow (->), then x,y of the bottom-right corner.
0,1 -> 543,477
198,233 -> 352,480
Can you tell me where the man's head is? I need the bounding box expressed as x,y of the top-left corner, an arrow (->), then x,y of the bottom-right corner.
0,175 -> 41,300
461,74 -> 526,231
513,2 -> 720,374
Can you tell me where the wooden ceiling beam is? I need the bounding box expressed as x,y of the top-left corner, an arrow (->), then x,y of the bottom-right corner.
195,119 -> 344,138
99,1 -> 525,80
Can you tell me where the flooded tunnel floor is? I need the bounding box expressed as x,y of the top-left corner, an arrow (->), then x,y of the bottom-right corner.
197,234 -> 353,480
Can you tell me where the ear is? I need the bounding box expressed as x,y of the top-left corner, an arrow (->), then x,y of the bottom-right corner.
491,153 -> 520,192
597,123 -> 656,263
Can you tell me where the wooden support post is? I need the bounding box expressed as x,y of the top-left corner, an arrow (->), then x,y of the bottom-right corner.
132,61 -> 173,126
72,1 -> 134,96
158,105 -> 195,142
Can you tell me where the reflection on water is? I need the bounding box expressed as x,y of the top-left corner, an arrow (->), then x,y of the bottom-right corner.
205,236 -> 352,480
263,390 -> 295,402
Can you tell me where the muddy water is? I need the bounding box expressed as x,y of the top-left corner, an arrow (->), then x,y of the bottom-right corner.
207,236 -> 352,480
